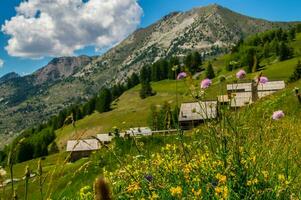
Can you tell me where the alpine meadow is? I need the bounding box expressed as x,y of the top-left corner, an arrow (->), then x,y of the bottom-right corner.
0,1 -> 301,199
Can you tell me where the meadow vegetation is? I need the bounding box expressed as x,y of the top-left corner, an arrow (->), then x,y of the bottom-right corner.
0,28 -> 301,199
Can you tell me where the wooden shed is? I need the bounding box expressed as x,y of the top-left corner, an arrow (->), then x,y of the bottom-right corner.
229,92 -> 253,107
227,82 -> 253,93
125,127 -> 152,137
66,139 -> 100,162
226,82 -> 257,108
257,80 -> 285,99
178,101 -> 218,130
225,80 -> 285,108
97,134 -> 113,144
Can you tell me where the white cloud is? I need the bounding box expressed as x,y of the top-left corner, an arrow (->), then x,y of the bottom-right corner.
1,0 -> 143,59
0,59 -> 4,68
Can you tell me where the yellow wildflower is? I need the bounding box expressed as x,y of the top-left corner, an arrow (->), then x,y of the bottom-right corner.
247,178 -> 258,186
215,186 -> 222,194
223,186 -> 229,199
250,156 -> 256,164
215,186 -> 229,199
262,171 -> 269,180
278,174 -> 285,182
126,182 -> 140,193
192,188 -> 202,197
216,173 -> 227,184
150,192 -> 159,199
170,186 -> 182,197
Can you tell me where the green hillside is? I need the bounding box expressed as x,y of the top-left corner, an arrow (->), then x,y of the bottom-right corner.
55,33 -> 301,150
4,76 -> 301,199
1,32 -> 301,199
55,80 -> 191,150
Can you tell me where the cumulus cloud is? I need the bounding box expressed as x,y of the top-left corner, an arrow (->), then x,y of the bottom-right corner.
0,59 -> 4,68
1,0 -> 143,58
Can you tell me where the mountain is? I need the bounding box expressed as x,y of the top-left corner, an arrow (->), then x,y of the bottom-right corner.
0,4 -> 296,143
34,55 -> 93,84
0,72 -> 20,84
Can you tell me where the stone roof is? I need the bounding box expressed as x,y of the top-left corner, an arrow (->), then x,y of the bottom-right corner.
257,80 -> 285,91
227,83 -> 253,92
230,92 -> 253,107
125,127 -> 152,136
97,134 -> 113,142
66,139 -> 100,152
179,101 -> 218,122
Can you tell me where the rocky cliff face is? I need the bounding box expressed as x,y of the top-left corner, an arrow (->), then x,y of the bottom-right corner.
34,55 -> 93,84
0,4 -> 294,144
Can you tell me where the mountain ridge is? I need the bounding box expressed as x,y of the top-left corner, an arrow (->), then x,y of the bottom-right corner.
0,72 -> 20,84
0,4 -> 297,143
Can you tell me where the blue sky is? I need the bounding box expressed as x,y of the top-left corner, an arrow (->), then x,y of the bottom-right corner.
0,0 -> 301,77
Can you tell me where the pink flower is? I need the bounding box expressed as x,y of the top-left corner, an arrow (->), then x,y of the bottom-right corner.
259,76 -> 268,84
272,110 -> 285,120
200,78 -> 212,89
177,72 -> 187,80
236,69 -> 246,79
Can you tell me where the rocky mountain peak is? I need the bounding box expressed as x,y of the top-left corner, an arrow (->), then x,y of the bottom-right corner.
34,55 -> 92,84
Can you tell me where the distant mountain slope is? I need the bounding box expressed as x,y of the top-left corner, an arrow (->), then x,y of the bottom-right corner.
34,55 -> 93,84
0,4 -> 295,141
0,72 -> 20,84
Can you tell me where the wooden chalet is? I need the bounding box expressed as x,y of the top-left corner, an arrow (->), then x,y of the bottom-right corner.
124,127 -> 152,137
225,80 -> 285,108
257,80 -> 285,98
226,82 -> 256,107
66,139 -> 100,162
178,101 -> 218,130
97,134 -> 113,144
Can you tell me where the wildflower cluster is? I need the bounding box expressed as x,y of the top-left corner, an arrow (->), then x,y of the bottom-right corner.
98,140 -> 297,199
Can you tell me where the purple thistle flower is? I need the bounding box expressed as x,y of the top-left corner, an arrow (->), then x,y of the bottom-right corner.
200,78 -> 212,89
259,76 -> 268,84
177,72 -> 187,80
144,174 -> 153,182
236,69 -> 246,79
272,110 -> 285,120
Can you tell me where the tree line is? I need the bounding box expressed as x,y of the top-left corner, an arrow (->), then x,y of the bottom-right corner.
226,26 -> 301,73
0,49 -> 206,164
139,52 -> 204,98
0,72 -> 142,164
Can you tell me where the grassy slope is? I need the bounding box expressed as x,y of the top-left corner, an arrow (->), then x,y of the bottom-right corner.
56,33 -> 301,150
3,33 -> 301,199
7,78 -> 301,199
55,80 -> 192,150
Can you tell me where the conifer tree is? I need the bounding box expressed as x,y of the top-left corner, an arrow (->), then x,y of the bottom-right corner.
263,42 -> 270,58
289,60 -> 301,82
288,27 -> 296,41
168,57 -> 180,79
159,59 -> 169,80
296,24 -> 301,33
185,51 -> 202,74
151,62 -> 161,81
130,73 -> 140,86
96,88 -> 112,113
206,62 -> 215,79
279,42 -> 292,61
139,65 -> 154,99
